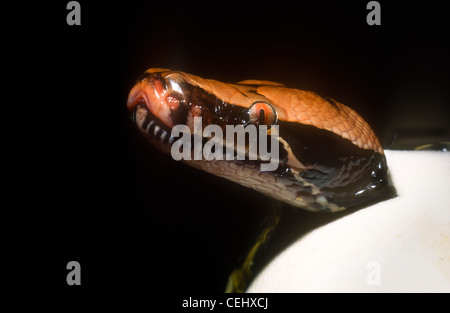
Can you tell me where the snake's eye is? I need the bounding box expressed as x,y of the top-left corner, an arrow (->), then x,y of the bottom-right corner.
249,101 -> 277,127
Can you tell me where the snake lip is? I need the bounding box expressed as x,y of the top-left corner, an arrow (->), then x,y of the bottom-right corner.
131,103 -> 175,146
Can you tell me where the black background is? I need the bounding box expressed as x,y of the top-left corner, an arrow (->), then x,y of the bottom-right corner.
4,1 -> 449,292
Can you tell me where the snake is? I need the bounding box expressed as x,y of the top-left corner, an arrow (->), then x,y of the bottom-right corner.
127,68 -> 396,212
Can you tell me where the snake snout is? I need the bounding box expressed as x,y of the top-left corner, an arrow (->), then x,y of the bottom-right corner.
127,76 -> 175,129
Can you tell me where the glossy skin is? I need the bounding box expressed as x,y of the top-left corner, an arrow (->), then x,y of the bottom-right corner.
127,68 -> 396,212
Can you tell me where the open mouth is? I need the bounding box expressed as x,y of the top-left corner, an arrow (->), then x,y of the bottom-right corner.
131,103 -> 176,146
131,102 -> 282,168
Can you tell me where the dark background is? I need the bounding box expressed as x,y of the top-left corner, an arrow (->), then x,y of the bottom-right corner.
4,1 -> 449,291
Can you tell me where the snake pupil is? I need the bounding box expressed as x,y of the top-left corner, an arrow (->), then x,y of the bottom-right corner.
259,108 -> 265,125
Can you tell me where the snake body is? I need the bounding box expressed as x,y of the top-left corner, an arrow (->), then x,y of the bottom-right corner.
127,68 -> 396,212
